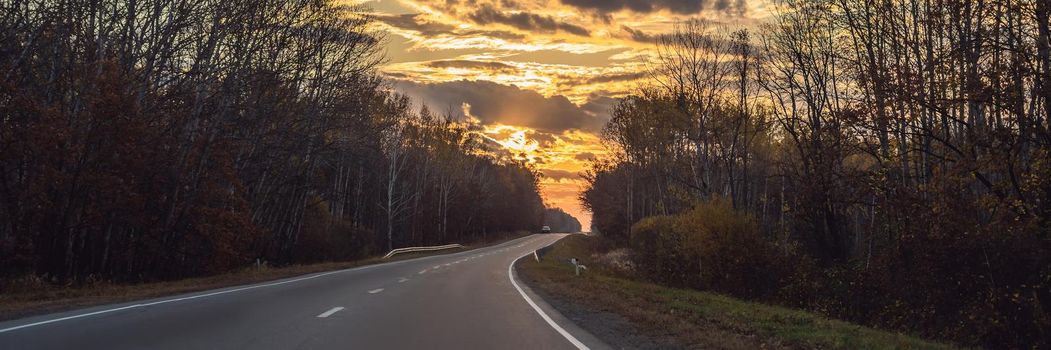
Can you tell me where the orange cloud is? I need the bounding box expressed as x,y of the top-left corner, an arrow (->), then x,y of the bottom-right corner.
367,0 -> 774,227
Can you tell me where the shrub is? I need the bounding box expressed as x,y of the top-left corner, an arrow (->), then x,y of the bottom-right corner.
627,195 -> 1051,348
294,202 -> 376,263
630,199 -> 796,299
861,229 -> 1051,348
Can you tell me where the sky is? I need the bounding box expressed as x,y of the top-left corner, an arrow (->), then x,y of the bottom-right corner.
361,0 -> 773,229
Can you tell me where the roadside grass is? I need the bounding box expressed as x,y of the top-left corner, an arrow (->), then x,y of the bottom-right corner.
517,235 -> 953,350
0,231 -> 529,321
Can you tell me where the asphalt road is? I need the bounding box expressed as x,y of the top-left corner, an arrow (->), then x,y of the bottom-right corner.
0,234 -> 609,350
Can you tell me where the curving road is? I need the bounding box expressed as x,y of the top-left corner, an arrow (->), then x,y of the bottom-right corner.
0,234 -> 608,350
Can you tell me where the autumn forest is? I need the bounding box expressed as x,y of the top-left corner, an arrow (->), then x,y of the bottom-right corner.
582,0 -> 1050,347
0,1 -> 548,286
1,0 -> 1050,348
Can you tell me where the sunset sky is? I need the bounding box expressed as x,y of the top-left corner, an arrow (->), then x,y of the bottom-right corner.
362,0 -> 773,229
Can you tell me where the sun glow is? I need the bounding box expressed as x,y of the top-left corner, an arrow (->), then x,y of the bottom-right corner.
473,122 -> 608,228
488,127 -> 539,155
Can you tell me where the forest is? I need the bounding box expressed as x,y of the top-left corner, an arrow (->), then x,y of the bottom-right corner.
0,1 -> 548,284
582,0 -> 1050,347
543,207 -> 582,233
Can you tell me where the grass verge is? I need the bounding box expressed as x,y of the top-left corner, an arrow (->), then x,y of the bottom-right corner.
0,231 -> 529,322
517,234 -> 953,350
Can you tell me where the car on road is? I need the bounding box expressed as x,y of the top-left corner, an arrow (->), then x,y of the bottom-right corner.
541,225 -> 551,233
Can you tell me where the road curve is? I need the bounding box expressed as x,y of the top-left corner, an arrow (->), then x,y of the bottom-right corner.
0,234 -> 608,350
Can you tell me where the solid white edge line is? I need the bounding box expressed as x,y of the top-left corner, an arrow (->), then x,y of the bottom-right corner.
508,240 -> 590,350
317,307 -> 345,318
0,234 -> 540,334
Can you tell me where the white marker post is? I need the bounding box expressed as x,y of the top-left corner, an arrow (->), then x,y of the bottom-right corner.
571,258 -> 587,276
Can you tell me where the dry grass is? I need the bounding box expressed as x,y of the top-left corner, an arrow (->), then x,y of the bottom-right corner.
0,232 -> 528,321
518,235 -> 953,350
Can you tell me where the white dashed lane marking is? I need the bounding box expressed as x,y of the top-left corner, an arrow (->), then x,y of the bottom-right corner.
317,307 -> 344,318
368,288 -> 384,294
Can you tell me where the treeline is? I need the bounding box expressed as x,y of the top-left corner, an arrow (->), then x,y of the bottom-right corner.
0,0 -> 544,284
543,208 -> 581,233
583,0 -> 1050,347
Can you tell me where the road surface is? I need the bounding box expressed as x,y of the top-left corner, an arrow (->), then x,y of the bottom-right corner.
0,234 -> 608,350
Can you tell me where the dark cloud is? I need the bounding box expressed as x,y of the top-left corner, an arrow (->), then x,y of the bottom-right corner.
543,169 -> 582,181
527,130 -> 558,147
586,72 -> 646,84
426,60 -> 519,72
376,13 -> 526,40
376,13 -> 456,35
505,48 -> 629,67
621,25 -> 655,43
394,80 -> 608,133
468,5 -> 591,37
560,0 -> 747,15
574,152 -> 597,161
381,71 -> 411,79
467,29 -> 528,40
581,93 -> 619,119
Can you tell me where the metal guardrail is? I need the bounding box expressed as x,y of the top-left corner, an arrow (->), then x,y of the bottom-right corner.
382,244 -> 464,259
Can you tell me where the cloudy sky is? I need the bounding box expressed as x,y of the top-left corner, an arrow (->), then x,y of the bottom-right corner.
362,0 -> 773,229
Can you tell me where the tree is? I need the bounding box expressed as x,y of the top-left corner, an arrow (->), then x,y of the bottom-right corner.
582,1 -> 1051,346
0,0 -> 548,284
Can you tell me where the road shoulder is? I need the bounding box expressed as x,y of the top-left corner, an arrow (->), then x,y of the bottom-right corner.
514,252 -> 678,349
516,235 -> 951,350
510,238 -> 613,350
